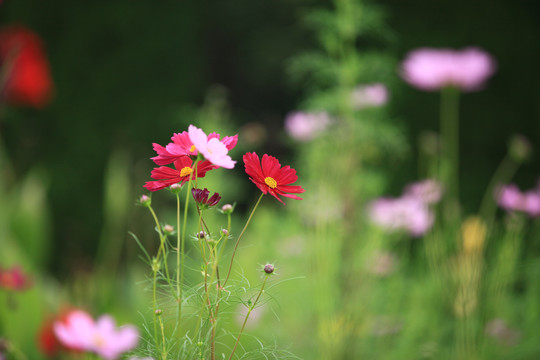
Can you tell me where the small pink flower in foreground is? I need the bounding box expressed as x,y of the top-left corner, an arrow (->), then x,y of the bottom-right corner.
0,265 -> 31,291
496,184 -> 540,217
350,83 -> 389,109
284,111 -> 332,142
401,47 -> 496,92
243,152 -> 305,205
53,310 -> 139,360
188,125 -> 236,169
144,156 -> 215,191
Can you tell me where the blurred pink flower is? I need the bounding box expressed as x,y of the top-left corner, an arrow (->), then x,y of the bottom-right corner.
188,125 -> 236,169
369,196 -> 434,237
368,179 -> 442,237
401,47 -> 496,92
284,111 -> 332,141
404,179 -> 443,204
496,184 -> 540,217
53,310 -> 139,360
350,83 -> 389,109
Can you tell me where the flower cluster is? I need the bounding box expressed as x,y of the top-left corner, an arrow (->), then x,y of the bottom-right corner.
53,309 -> 139,360
144,125 -> 238,191
496,183 -> 540,217
145,125 -> 304,205
368,179 -> 443,236
0,25 -> 53,108
401,47 -> 496,92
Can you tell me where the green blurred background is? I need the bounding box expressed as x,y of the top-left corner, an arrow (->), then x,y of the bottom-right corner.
1,0 -> 539,283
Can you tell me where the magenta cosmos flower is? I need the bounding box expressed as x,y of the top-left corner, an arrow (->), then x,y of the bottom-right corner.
53,310 -> 139,360
401,47 -> 496,92
243,152 -> 305,204
144,156 -> 215,191
496,184 -> 540,217
152,130 -> 238,166
188,125 -> 236,169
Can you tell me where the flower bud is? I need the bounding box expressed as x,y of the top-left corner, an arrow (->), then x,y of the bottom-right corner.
221,229 -> 229,237
163,224 -> 174,235
220,203 -> 235,215
263,264 -> 275,274
139,194 -> 151,207
197,231 -> 206,239
168,183 -> 182,195
155,309 -> 162,316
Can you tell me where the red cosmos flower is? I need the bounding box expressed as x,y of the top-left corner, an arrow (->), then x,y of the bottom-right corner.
0,265 -> 31,291
144,156 -> 215,191
0,26 -> 53,108
152,131 -> 238,166
243,152 -> 305,204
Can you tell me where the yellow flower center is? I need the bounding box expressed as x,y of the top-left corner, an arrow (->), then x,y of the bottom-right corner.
190,145 -> 196,153
264,177 -> 277,189
180,166 -> 193,177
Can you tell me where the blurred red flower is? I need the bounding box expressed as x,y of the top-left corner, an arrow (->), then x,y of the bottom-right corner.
0,265 -> 31,291
0,25 -> 53,108
37,308 -> 84,358
243,152 -> 304,204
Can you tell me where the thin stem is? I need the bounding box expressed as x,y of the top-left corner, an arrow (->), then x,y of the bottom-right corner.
440,86 -> 461,223
223,193 -> 265,287
228,276 -> 269,360
176,192 -> 182,337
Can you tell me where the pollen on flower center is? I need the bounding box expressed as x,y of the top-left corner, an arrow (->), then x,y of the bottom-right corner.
180,166 -> 193,177
265,177 -> 277,189
190,145 -> 196,153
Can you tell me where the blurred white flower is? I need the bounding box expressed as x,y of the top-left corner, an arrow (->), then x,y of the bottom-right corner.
284,111 -> 332,141
350,83 -> 389,109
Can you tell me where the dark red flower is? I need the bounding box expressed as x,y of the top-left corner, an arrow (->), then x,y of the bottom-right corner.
144,156 -> 215,191
0,26 -> 53,108
0,265 -> 31,291
192,188 -> 221,208
243,152 -> 304,204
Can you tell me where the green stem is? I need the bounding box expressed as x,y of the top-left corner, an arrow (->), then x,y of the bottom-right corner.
440,86 -> 461,223
228,276 -> 269,360
176,192 -> 182,337
223,193 -> 264,287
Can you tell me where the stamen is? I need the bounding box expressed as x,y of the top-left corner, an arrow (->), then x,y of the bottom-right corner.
180,166 -> 193,177
264,177 -> 277,189
190,145 -> 196,153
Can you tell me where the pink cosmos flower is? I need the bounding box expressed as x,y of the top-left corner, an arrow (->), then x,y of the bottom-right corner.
496,184 -> 540,217
144,156 -> 215,191
188,125 -> 236,169
369,196 -> 434,237
152,130 -> 238,166
284,111 -> 332,142
350,83 -> 389,109
53,310 -> 139,360
368,179 -> 442,237
401,47 -> 496,92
